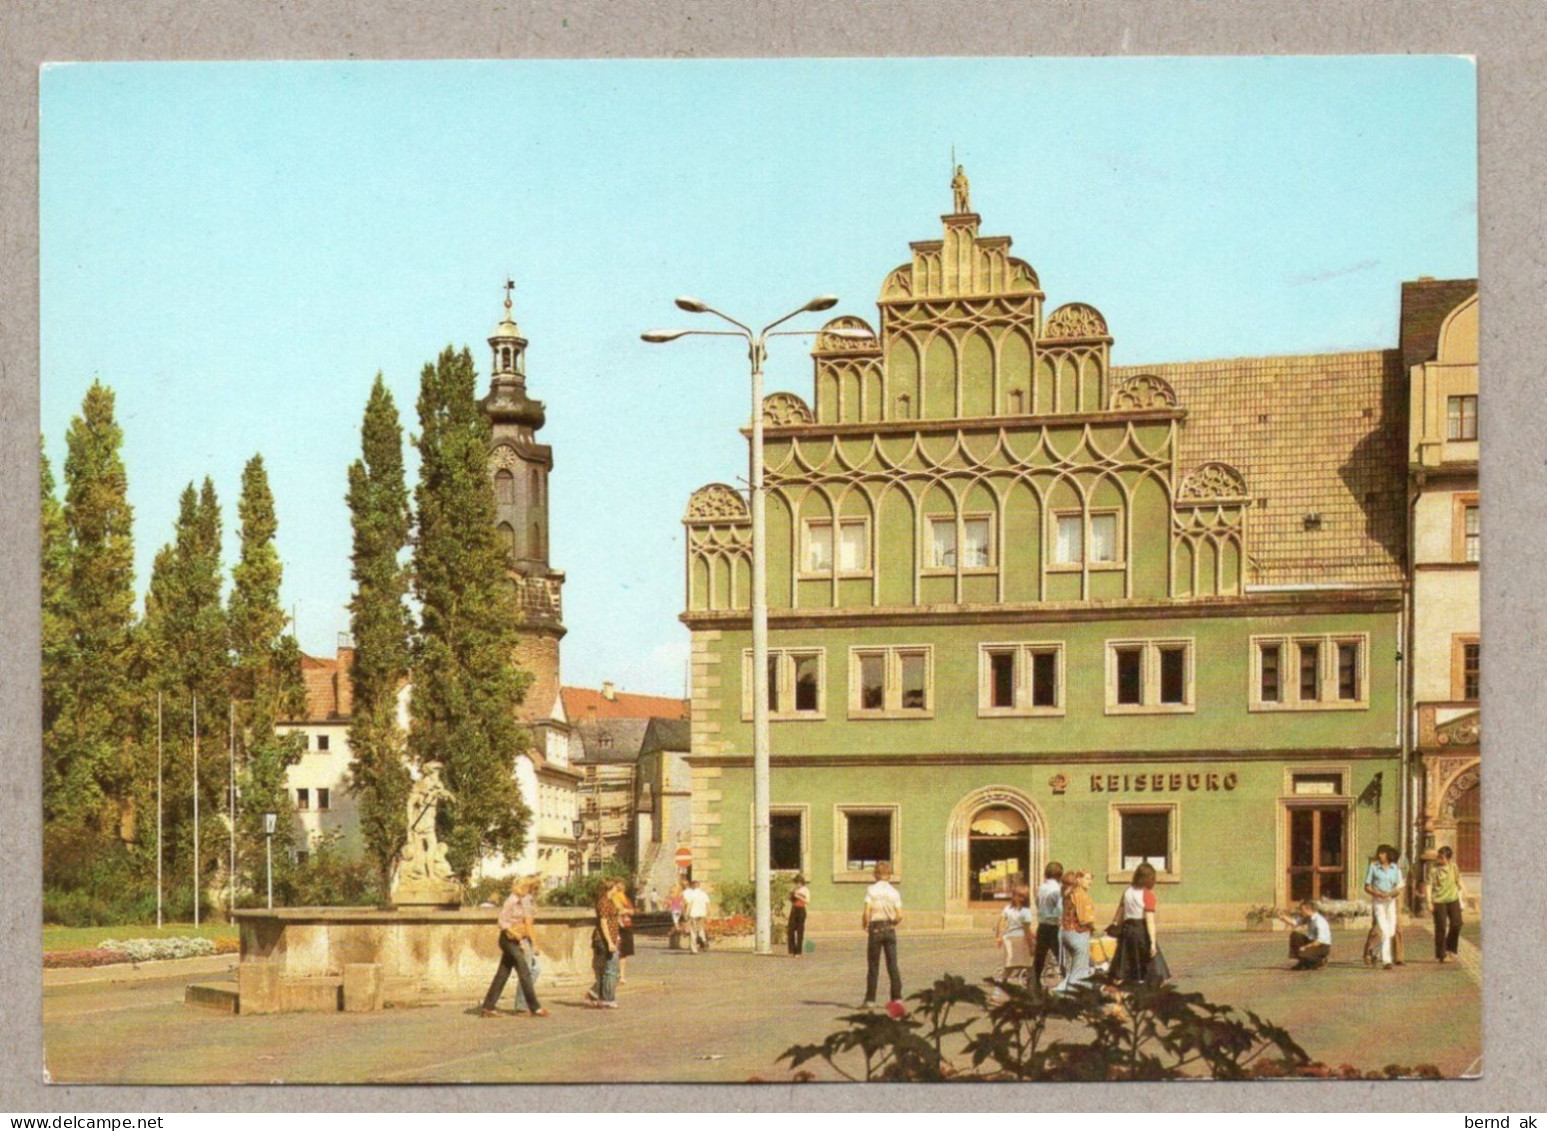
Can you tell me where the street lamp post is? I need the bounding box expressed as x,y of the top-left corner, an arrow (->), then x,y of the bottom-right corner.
644,296 -> 867,955
263,812 -> 276,910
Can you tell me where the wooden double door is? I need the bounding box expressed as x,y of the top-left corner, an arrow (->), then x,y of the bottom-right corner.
1287,805 -> 1348,902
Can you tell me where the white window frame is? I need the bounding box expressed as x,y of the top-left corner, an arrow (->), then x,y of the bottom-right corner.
1249,633 -> 1369,711
1104,638 -> 1196,715
848,645 -> 934,719
742,647 -> 827,721
1050,507 -> 1125,569
978,641 -> 1066,717
1107,802 -> 1180,884
960,513 -> 996,572
832,803 -> 901,883
802,517 -> 872,579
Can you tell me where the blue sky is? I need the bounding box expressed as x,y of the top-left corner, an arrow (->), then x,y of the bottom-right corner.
39,57 -> 1476,696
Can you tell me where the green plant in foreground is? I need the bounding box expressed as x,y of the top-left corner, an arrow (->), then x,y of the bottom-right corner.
781,974 -> 1311,1082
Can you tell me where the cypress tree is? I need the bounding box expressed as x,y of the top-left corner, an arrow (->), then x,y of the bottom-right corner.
228,454 -> 306,890
40,440 -> 74,806
54,382 -> 138,835
409,346 -> 531,879
346,375 -> 414,893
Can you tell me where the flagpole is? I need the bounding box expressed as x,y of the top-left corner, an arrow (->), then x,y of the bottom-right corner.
193,695 -> 200,929
156,692 -> 163,931
229,701 -> 236,920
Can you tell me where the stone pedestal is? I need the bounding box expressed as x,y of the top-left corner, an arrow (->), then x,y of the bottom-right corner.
342,963 -> 383,1012
389,879 -> 463,910
229,906 -> 597,1013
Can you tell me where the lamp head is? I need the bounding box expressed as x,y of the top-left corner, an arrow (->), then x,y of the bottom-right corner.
674,296 -> 709,313
803,295 -> 840,312
642,329 -> 692,343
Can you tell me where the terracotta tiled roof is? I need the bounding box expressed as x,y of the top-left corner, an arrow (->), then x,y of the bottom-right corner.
1116,350 -> 1408,588
561,686 -> 690,722
298,652 -> 348,720
1399,278 -> 1478,373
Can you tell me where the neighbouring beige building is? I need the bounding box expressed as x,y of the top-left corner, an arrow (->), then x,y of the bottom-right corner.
1405,280 -> 1480,895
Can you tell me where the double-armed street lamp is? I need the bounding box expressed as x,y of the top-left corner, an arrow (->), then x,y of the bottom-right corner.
644,295 -> 870,955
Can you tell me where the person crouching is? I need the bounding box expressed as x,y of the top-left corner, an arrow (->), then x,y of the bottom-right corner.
1278,899 -> 1332,970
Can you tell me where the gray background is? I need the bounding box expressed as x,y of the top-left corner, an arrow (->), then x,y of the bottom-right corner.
1,0 -> 1540,1113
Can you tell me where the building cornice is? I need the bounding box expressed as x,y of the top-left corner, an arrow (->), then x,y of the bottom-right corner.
742,407 -> 1184,441
681,589 -> 1404,632
686,747 -> 1400,769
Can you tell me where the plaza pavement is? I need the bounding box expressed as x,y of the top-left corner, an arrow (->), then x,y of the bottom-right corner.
42,926 -> 1480,1084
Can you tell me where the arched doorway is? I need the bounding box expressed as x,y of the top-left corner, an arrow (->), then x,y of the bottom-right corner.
945,786 -> 1047,911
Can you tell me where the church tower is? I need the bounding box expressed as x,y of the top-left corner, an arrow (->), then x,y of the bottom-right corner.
482,281 -> 566,724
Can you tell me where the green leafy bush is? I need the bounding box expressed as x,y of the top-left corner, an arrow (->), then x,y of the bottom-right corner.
716,875 -> 792,922
781,974 -> 1311,1082
269,832 -> 382,908
539,861 -> 633,908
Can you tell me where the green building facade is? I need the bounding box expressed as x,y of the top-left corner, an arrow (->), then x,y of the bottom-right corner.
680,175 -> 1407,929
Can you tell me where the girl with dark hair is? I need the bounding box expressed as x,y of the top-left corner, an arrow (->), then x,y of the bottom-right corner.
1105,861 -> 1170,986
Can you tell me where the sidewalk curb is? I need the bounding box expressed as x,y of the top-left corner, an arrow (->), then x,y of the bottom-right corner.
44,954 -> 238,987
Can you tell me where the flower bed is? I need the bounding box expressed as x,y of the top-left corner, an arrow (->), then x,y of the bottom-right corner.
43,935 -> 228,969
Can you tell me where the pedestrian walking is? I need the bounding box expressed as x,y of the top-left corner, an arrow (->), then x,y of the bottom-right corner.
510,876 -> 546,1013
1363,843 -> 1405,970
1427,845 -> 1467,963
1277,900 -> 1332,970
587,883 -> 622,1009
1033,861 -> 1065,985
1105,861 -> 1169,986
1054,870 -> 1097,994
861,862 -> 903,1009
668,881 -> 686,941
480,876 -> 549,1019
681,878 -> 711,953
610,878 -> 636,982
787,874 -> 811,956
993,884 -> 1034,994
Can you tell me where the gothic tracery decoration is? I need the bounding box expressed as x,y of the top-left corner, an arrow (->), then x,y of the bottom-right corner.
815,315 -> 879,354
762,392 -> 815,426
1109,373 -> 1178,411
1178,461 -> 1250,503
1042,302 -> 1109,341
684,482 -> 750,523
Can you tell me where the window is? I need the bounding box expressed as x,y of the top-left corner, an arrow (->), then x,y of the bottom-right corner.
494,468 -> 515,505
962,517 -> 992,568
317,788 -> 330,812
296,788 -> 310,811
1251,635 -> 1368,710
979,643 -> 1065,716
316,734 -> 330,752
770,809 -> 806,873
850,646 -> 933,717
1452,495 -> 1480,563
743,648 -> 827,719
1053,513 -> 1082,564
834,805 -> 900,880
1090,513 -> 1119,563
1259,642 -> 1283,704
1298,642 -> 1321,702
929,517 -> 956,569
1106,640 -> 1193,713
1452,636 -> 1480,702
1446,394 -> 1477,441
1052,510 -> 1122,566
804,518 -> 869,576
1108,803 -> 1178,882
1291,772 -> 1345,797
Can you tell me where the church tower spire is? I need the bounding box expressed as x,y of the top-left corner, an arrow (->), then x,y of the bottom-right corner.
482,280 -> 566,722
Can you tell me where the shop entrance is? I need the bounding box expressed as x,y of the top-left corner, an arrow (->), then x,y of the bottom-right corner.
967,806 -> 1030,904
1287,805 -> 1347,901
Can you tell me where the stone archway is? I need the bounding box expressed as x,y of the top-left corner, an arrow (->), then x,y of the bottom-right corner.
945,785 -> 1048,911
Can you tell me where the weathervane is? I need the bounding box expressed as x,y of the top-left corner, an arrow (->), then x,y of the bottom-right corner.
503,276 -> 516,315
